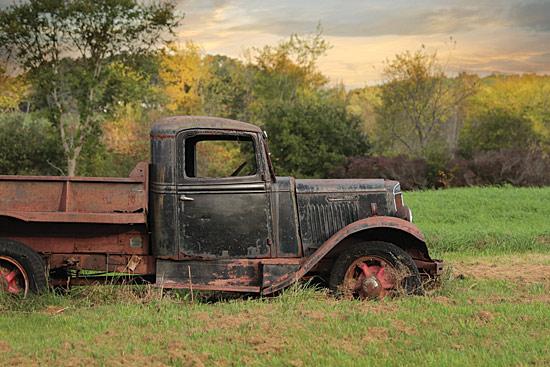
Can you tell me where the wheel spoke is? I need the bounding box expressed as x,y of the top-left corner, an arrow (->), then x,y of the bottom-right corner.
377,267 -> 394,290
0,257 -> 29,297
4,270 -> 18,283
7,283 -> 21,294
358,263 -> 373,276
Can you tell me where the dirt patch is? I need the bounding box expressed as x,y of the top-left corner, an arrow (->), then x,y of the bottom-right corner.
247,334 -> 286,354
475,310 -> 495,324
193,311 -> 247,331
300,310 -> 326,320
362,327 -> 389,343
0,340 -> 11,353
392,319 -> 418,336
42,306 -> 69,315
167,341 -> 209,367
452,255 -> 550,283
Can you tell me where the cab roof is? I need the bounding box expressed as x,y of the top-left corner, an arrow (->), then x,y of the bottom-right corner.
151,116 -> 262,136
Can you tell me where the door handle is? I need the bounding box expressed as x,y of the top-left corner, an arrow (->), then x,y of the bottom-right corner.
179,195 -> 194,201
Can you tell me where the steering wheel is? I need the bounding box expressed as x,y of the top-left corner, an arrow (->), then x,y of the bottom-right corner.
230,161 -> 248,176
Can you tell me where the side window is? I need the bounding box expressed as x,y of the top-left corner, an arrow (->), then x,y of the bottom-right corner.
185,134 -> 258,178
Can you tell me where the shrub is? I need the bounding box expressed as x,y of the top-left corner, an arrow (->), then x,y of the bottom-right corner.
334,148 -> 550,189
332,155 -> 430,190
447,149 -> 550,187
0,113 -> 64,175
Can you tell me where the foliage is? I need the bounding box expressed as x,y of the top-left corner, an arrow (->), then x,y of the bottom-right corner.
159,42 -> 210,114
0,0 -> 181,175
0,64 -> 28,112
446,149 -> 550,187
201,55 -> 253,121
346,86 -> 381,136
333,155 -> 431,190
338,147 -> 550,189
0,113 -> 64,175
374,48 -> 478,160
248,26 -> 330,106
152,29 -> 364,178
459,108 -> 539,155
261,91 -> 369,178
461,74 -> 550,154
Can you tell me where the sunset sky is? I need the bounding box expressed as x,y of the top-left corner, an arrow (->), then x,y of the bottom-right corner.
1,0 -> 549,87
174,0 -> 550,87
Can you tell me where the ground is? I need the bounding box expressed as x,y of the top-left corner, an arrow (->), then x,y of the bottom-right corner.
1,186 -> 549,366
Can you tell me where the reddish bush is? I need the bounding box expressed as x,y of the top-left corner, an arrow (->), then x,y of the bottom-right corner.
334,149 -> 550,189
332,155 -> 430,190
448,149 -> 550,187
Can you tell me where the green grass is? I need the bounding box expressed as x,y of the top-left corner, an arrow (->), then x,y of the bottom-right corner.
406,186 -> 550,256
1,186 -> 549,366
0,279 -> 548,366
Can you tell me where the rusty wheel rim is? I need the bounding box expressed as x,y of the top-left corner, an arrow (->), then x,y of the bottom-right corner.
342,256 -> 397,299
0,256 -> 29,297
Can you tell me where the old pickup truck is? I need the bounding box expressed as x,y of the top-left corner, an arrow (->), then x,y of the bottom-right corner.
0,116 -> 443,299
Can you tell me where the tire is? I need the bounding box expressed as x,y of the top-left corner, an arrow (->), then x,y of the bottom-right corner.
329,241 -> 423,299
0,239 -> 47,296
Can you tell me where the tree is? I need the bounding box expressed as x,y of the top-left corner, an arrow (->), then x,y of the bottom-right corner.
0,113 -> 64,175
376,48 -> 478,160
261,91 -> 370,178
159,42 -> 210,114
0,0 -> 181,175
0,64 -> 28,112
248,27 -> 330,110
463,74 -> 550,153
459,108 -> 538,155
201,55 -> 253,121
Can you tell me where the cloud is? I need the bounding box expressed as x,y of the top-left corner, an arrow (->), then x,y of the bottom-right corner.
203,0 -> 506,37
2,0 -> 549,85
510,1 -> 550,32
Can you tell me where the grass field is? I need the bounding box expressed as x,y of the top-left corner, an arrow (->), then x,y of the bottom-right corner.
1,186 -> 549,366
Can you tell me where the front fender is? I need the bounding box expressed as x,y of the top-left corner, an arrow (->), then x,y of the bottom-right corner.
262,216 -> 426,295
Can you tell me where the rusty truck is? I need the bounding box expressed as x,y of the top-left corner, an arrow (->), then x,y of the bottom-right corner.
0,116 -> 443,299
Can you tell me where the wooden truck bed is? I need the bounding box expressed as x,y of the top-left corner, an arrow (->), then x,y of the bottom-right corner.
0,163 -> 153,278
0,163 -> 148,224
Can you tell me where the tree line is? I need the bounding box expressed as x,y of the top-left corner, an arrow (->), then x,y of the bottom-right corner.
1,0 -> 549,187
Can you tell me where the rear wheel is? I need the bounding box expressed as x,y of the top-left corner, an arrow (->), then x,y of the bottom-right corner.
0,239 -> 47,296
329,241 -> 422,299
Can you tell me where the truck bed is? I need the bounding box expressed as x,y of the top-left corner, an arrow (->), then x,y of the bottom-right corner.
0,163 -> 148,224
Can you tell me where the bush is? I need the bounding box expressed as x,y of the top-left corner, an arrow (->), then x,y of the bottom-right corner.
447,149 -> 550,187
0,113 -> 64,175
335,149 -> 550,189
332,155 -> 431,190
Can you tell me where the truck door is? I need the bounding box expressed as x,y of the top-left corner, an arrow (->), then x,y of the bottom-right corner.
176,130 -> 272,259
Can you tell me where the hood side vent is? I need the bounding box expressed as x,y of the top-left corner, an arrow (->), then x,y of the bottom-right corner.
303,201 -> 359,247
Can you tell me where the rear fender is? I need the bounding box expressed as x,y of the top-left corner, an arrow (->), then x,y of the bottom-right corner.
262,216 -> 429,295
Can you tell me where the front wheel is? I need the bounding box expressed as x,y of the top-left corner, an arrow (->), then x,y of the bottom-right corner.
0,239 -> 47,297
329,241 -> 422,299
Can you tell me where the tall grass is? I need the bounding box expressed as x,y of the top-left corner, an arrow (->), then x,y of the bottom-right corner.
406,186 -> 550,255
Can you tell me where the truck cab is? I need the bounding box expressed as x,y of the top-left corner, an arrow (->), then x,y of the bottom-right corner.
0,116 -> 442,299
149,116 -> 441,297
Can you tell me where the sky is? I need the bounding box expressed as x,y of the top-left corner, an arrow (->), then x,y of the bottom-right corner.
1,0 -> 549,87
173,0 -> 550,87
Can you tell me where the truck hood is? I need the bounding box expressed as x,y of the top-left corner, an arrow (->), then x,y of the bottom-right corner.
295,178 -> 392,194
